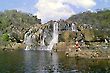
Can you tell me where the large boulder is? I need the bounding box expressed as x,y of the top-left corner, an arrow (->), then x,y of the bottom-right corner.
59,31 -> 76,42
81,28 -> 95,41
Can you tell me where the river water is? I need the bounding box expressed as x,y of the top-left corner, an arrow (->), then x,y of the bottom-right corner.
0,50 -> 110,73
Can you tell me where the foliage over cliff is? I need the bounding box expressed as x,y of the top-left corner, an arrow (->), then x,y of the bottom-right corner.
0,10 -> 41,44
67,9 -> 110,41
67,9 -> 110,28
0,10 -> 41,33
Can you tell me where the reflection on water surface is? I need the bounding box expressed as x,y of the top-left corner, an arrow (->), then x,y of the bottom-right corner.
0,50 -> 110,73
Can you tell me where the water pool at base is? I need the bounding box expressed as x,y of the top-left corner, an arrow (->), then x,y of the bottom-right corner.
0,50 -> 110,73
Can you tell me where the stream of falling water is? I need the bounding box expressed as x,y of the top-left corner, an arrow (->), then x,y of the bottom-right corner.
24,29 -> 36,50
40,31 -> 46,46
72,23 -> 77,32
24,22 -> 78,51
47,22 -> 59,50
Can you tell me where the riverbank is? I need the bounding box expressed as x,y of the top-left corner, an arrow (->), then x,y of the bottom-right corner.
54,42 -> 110,59
56,49 -> 110,60
0,41 -> 110,60
0,42 -> 25,51
68,49 -> 110,59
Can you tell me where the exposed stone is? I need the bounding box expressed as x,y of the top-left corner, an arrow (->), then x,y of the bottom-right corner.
81,28 -> 95,41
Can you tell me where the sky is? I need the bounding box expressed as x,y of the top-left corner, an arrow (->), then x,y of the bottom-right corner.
0,0 -> 110,23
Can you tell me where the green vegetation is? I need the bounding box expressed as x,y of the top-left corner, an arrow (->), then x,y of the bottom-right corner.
0,10 -> 41,33
0,10 -> 41,46
67,9 -> 110,27
67,9 -> 110,41
0,9 -> 110,50
0,33 -> 10,41
59,31 -> 76,42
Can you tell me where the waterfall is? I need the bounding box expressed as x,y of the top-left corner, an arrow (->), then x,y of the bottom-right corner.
24,30 -> 36,50
40,31 -> 46,46
47,22 -> 59,50
40,35 -> 45,46
105,39 -> 108,43
72,23 -> 77,32
24,22 -> 59,51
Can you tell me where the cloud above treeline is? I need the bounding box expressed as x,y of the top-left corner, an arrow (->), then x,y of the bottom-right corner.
35,0 -> 96,23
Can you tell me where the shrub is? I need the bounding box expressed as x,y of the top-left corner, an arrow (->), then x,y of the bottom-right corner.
0,33 -> 10,41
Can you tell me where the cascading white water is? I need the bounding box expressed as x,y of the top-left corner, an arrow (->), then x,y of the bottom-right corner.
24,30 -> 36,50
72,23 -> 77,32
105,39 -> 108,43
47,22 -> 59,50
41,35 -> 45,46
40,31 -> 46,46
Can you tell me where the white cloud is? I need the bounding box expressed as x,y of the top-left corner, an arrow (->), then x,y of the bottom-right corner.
35,0 -> 96,23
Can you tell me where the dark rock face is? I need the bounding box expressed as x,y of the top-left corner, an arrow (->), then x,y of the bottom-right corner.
67,10 -> 110,42
1,9 -> 110,50
79,27 -> 95,41
59,31 -> 76,42
45,20 -> 78,43
0,10 -> 42,48
44,29 -> 52,45
45,20 -> 96,44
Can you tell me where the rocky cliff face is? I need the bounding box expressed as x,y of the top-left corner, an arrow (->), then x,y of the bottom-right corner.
1,10 -> 110,50
67,10 -> 110,42
0,10 -> 41,43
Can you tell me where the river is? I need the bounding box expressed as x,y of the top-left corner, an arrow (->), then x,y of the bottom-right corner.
0,50 -> 110,73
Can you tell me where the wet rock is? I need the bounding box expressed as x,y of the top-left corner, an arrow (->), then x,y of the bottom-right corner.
2,47 -> 14,51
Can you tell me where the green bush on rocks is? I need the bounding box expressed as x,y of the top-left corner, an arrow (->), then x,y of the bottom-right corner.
0,33 -> 10,41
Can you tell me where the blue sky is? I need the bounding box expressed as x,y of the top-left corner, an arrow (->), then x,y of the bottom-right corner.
0,0 -> 37,14
0,0 -> 110,22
